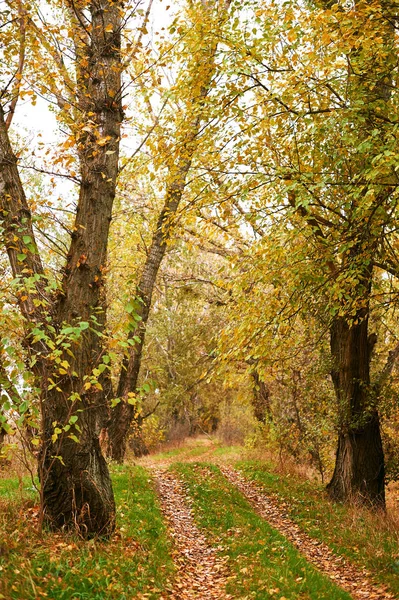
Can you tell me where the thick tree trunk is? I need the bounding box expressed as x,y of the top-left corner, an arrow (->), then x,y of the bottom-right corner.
327,314 -> 385,507
39,0 -> 123,536
40,408 -> 115,535
327,416 -> 385,505
0,0 -> 123,536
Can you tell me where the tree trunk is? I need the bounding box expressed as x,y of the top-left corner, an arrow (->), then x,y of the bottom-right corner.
327,416 -> 385,505
322,2 -> 394,509
0,0 -> 123,536
128,415 -> 149,458
40,407 -> 115,535
106,176 -> 192,461
0,427 -> 6,465
251,369 -> 272,423
327,314 -> 385,507
107,1 -> 227,462
39,0 -> 123,536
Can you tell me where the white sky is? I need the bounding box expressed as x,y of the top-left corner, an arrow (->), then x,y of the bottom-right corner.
13,0 -> 173,133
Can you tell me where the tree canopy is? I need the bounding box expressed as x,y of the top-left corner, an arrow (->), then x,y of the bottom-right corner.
2,0 -> 399,534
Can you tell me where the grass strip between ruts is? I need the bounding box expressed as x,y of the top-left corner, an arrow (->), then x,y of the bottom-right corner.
0,465 -> 174,600
236,459 -> 399,597
174,462 -> 352,600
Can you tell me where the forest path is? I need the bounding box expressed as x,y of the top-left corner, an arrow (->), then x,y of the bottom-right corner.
140,441 -> 394,600
152,467 -> 231,600
220,465 -> 394,600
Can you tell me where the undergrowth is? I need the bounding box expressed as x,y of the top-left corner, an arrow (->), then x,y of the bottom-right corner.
139,437 -> 219,464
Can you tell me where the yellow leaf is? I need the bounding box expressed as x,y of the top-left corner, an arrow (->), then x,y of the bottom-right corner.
97,136 -> 111,146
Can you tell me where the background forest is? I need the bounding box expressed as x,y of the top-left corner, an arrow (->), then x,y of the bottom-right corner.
1,0 -> 399,539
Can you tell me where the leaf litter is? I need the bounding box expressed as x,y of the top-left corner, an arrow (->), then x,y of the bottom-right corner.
152,468 -> 232,600
220,465 -> 395,600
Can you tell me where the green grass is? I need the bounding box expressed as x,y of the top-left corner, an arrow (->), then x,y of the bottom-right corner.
3,441 -> 398,599
237,460 -> 399,596
144,439 -> 218,463
0,465 -> 174,599
174,462 -> 352,600
0,474 -> 37,500
211,445 -> 243,457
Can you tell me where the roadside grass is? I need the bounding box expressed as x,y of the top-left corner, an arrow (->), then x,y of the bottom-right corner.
174,462 -> 352,600
0,465 -> 174,600
237,459 -> 399,596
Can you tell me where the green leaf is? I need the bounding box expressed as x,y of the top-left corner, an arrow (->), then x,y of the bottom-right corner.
61,326 -> 74,335
126,301 -> 134,314
19,401 -> 28,414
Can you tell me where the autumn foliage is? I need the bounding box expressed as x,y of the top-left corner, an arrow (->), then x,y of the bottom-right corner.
1,0 -> 399,539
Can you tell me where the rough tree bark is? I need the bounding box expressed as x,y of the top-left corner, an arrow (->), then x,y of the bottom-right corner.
323,2 -> 396,507
0,0 -> 124,536
327,309 -> 385,506
107,0 -> 230,462
282,1 -> 395,506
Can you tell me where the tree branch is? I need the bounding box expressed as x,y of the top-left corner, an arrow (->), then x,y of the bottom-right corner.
5,1 -> 26,130
0,105 -> 47,320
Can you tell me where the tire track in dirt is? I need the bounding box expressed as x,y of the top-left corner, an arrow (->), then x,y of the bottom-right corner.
220,465 -> 396,600
152,468 -> 231,600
